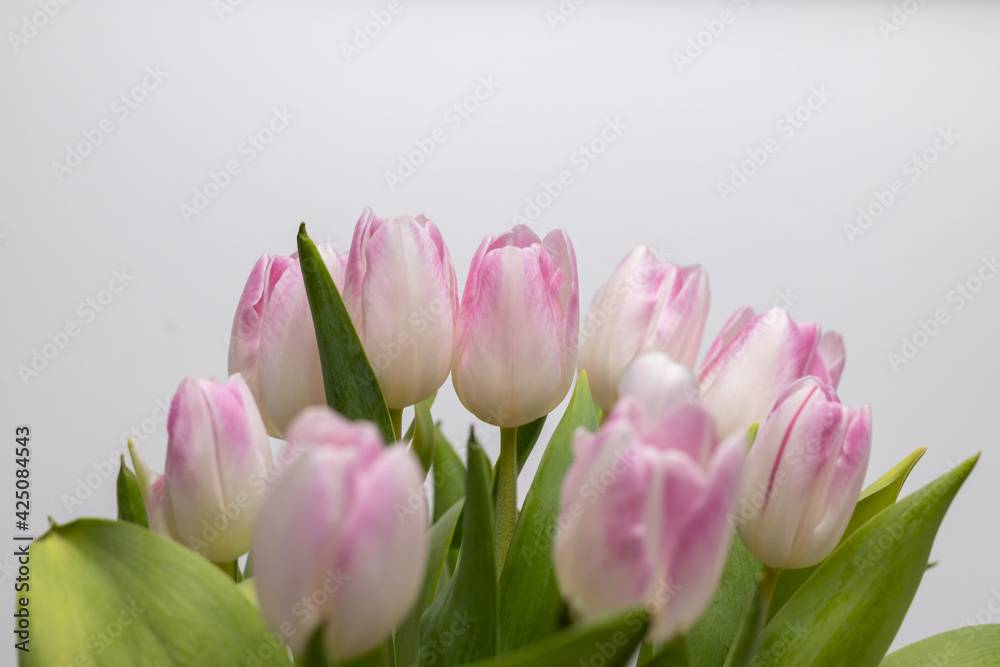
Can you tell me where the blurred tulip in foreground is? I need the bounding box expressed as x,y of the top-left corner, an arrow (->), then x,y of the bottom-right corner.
555,353 -> 744,641
253,407 -> 427,659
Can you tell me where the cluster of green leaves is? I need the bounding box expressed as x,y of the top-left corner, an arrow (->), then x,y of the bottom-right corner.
25,226 -> 997,666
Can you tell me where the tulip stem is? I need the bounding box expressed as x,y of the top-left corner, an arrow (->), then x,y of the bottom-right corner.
495,426 -> 519,580
215,559 -> 242,583
722,566 -> 781,667
389,408 -> 403,442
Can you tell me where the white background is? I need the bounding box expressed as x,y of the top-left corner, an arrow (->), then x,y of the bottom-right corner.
2,1 -> 999,664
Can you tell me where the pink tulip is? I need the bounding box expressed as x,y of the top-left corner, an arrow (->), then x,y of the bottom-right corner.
253,407 -> 428,659
555,353 -> 744,641
697,307 -> 844,439
736,377 -> 871,569
228,245 -> 346,437
452,225 -> 579,427
578,247 -> 710,411
343,208 -> 458,410
131,374 -> 274,563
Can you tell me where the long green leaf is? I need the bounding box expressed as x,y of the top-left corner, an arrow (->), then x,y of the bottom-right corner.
410,398 -> 435,474
433,426 -> 466,524
297,223 -> 393,442
639,636 -> 695,666
768,447 -> 927,621
467,610 -> 649,667
21,519 -> 292,666
686,533 -> 762,667
754,454 -> 980,666
116,455 -> 148,528
881,624 -> 1000,666
394,501 -> 464,667
497,373 -> 599,654
419,432 -> 496,666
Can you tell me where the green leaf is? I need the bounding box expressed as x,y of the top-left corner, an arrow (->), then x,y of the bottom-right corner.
639,636 -> 695,666
116,454 -> 148,528
768,447 -> 927,621
754,453 -> 980,666
433,426 -> 466,524
21,519 -> 293,666
880,624 -> 1000,666
419,432 -> 496,666
497,373 -> 599,654
410,398 -> 436,474
404,393 -> 437,443
686,533 -> 762,667
394,500 -> 464,667
467,610 -> 649,667
297,223 -> 394,443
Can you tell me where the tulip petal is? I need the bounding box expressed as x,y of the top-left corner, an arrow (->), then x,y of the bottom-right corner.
252,446 -> 359,653
649,434 -> 744,641
810,330 -> 846,389
555,422 -> 651,618
699,308 -> 821,439
326,447 -> 428,659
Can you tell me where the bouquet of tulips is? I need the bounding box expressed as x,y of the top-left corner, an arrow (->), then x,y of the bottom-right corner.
26,210 -> 991,667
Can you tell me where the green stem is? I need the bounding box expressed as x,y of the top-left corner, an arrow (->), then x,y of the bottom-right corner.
722,567 -> 781,667
495,426 -> 518,580
389,408 -> 403,442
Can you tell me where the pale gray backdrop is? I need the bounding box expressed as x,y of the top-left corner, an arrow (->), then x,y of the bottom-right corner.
2,1 -> 999,664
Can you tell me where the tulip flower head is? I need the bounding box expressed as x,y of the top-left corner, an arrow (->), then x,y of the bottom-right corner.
737,377 -> 871,569
697,307 -> 845,439
131,373 -> 274,563
253,407 -> 428,660
228,245 -> 346,437
555,353 -> 744,642
452,225 -> 579,427
579,247 -> 710,412
343,208 -> 459,410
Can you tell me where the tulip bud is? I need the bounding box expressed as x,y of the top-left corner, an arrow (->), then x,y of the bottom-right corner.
452,225 -> 579,427
697,307 -> 840,439
343,208 -> 458,409
554,363 -> 744,642
130,374 -> 274,563
737,377 -> 871,569
616,352 -> 699,422
578,247 -> 710,411
229,245 -> 346,437
253,407 -> 428,660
